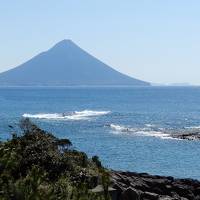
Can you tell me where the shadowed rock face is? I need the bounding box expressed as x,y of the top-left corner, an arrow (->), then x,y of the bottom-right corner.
111,171 -> 200,200
0,40 -> 150,86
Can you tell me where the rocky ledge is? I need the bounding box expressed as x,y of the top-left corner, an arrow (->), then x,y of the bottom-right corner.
171,132 -> 200,141
111,171 -> 200,200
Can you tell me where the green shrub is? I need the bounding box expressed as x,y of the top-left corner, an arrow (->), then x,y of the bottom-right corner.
0,118 -> 111,200
92,156 -> 102,168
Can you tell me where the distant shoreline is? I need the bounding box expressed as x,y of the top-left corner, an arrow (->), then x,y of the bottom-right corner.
0,85 -> 199,88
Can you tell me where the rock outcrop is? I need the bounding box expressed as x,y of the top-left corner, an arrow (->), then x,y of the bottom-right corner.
172,132 -> 200,141
111,171 -> 200,200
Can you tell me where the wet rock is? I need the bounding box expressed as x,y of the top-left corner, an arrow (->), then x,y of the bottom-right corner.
171,132 -> 200,140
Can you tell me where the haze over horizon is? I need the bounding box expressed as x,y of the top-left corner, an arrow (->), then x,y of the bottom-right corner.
1,1 -> 200,85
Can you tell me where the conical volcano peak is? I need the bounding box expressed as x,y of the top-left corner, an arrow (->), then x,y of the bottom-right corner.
50,39 -> 78,51
0,40 -> 150,86
58,39 -> 74,45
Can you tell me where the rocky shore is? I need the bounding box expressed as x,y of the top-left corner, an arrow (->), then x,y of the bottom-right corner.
111,171 -> 200,200
2,119 -> 200,200
171,132 -> 200,141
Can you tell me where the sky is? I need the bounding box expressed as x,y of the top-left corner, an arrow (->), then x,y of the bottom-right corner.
0,0 -> 200,85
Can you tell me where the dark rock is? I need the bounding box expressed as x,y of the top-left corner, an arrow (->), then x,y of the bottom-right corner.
172,183 -> 195,199
158,196 -> 176,200
121,187 -> 141,200
142,191 -> 159,199
111,171 -> 200,200
171,132 -> 200,141
195,195 -> 200,200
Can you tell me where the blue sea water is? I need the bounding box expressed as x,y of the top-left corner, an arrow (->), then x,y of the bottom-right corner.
1,86 -> 200,179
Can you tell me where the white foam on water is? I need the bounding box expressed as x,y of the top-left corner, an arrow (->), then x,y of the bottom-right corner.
185,125 -> 200,129
23,110 -> 110,121
145,124 -> 155,128
109,124 -> 134,133
135,130 -> 172,139
23,113 -> 62,119
109,123 -> 173,139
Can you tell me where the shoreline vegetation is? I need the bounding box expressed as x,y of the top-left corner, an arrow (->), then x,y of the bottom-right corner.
0,118 -> 111,200
1,119 -> 200,200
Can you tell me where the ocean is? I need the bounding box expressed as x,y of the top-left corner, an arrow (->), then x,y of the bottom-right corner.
1,86 -> 200,179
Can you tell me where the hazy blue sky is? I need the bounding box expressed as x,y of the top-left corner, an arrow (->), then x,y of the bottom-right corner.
0,1 -> 200,85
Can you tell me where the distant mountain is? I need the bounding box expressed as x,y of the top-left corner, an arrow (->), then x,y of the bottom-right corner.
167,83 -> 191,86
0,40 -> 150,86
151,82 -> 192,87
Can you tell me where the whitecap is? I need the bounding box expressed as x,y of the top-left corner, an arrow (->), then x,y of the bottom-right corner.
23,110 -> 110,121
108,123 -> 173,139
135,130 -> 172,139
22,113 -> 62,119
185,125 -> 200,129
145,124 -> 155,128
109,124 -> 133,132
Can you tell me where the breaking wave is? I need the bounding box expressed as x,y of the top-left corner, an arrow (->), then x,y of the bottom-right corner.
109,124 -> 136,132
109,124 -> 173,139
23,110 -> 110,121
185,125 -> 200,129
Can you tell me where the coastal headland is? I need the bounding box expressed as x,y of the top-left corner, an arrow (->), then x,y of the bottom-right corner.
0,119 -> 200,200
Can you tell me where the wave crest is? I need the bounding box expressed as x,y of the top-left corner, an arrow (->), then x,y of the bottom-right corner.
109,123 -> 172,139
23,110 -> 110,121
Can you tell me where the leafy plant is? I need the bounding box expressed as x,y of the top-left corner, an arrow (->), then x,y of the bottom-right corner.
0,118 -> 111,200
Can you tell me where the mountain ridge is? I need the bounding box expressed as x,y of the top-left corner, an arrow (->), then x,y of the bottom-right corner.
0,40 -> 150,86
